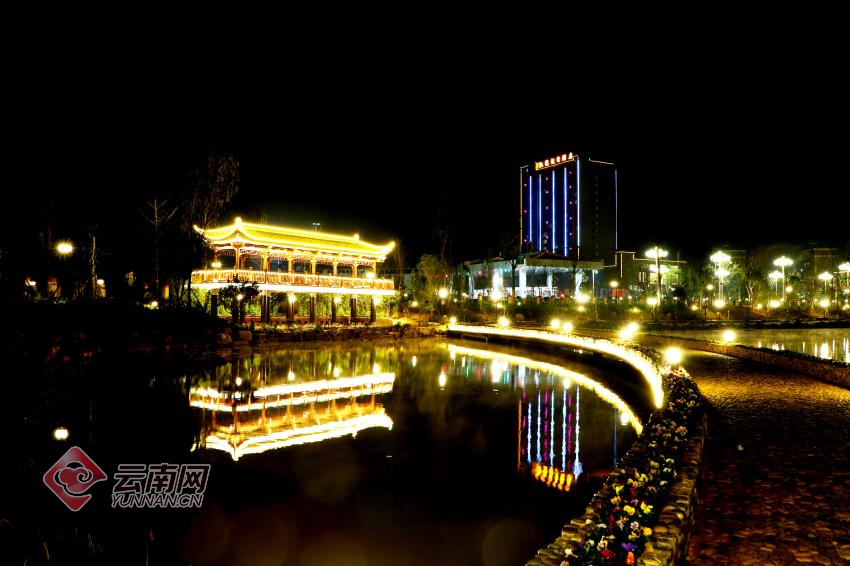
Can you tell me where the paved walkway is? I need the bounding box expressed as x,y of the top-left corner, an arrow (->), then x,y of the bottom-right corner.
680,351 -> 850,565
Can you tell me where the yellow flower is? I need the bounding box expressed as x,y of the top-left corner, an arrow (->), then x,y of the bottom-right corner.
611,496 -> 621,505
643,527 -> 653,536
623,505 -> 636,516
640,503 -> 654,514
614,485 -> 624,495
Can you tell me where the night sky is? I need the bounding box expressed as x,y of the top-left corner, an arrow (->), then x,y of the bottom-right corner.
6,13 -> 849,269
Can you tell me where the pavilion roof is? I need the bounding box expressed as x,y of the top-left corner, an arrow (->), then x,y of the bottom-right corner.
194,217 -> 395,259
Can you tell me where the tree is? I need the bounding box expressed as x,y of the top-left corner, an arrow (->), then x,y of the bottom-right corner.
178,154 -> 241,307
219,282 -> 259,325
140,196 -> 177,298
413,254 -> 451,317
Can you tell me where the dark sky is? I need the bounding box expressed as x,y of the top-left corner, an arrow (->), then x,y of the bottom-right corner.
6,11 -> 849,268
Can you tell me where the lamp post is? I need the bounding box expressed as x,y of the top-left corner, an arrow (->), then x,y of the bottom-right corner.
773,256 -> 793,301
818,272 -> 833,312
645,247 -> 668,316
768,270 -> 783,299
840,262 -> 850,307
55,241 -> 75,299
710,251 -> 731,302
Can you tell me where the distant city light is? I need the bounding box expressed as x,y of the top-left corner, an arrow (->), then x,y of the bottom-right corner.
438,288 -> 449,299
449,316 -> 458,324
53,427 -> 69,441
497,316 -> 510,327
721,330 -> 736,343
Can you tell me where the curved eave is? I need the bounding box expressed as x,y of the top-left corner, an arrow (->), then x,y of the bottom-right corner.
195,220 -> 395,257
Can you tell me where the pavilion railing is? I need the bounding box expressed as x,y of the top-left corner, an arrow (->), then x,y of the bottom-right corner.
191,269 -> 394,291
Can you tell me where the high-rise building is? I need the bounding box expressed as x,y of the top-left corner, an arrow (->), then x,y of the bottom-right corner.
520,152 -> 618,263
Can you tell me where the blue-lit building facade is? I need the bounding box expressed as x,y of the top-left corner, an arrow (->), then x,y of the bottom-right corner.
521,152 -> 618,264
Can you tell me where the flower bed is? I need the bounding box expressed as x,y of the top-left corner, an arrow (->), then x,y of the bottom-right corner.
552,367 -> 704,565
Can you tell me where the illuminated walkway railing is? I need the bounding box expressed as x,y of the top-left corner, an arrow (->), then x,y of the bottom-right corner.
447,324 -> 665,408
191,269 -> 395,295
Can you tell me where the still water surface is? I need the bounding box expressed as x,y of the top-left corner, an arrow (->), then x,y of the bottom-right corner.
17,339 -> 646,566
180,339 -> 642,565
651,328 -> 850,363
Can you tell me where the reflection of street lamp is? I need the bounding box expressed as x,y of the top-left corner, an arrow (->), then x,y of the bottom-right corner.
645,247 -> 668,313
773,256 -> 793,300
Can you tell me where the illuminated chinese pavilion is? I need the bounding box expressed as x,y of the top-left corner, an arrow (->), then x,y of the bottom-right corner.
191,217 -> 396,322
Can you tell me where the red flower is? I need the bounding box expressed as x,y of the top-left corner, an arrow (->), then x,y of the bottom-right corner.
601,548 -> 615,561
626,551 -> 635,564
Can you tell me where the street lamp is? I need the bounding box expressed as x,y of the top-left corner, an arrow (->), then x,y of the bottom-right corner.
768,270 -> 783,298
645,247 -> 668,313
818,272 -> 833,308
710,251 -> 731,301
56,242 -> 74,255
839,262 -> 850,286
773,256 -> 793,301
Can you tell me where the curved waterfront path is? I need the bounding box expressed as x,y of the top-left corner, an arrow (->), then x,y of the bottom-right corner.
678,350 -> 850,565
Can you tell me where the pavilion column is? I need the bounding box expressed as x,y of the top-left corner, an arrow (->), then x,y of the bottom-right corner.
352,261 -> 359,278
286,293 -> 295,323
234,247 -> 241,273
309,294 -> 316,324
350,296 -> 357,324
332,260 -> 338,277
262,250 -> 269,271
287,253 -> 293,273
262,292 -> 271,323
310,255 -> 317,275
331,296 -> 338,323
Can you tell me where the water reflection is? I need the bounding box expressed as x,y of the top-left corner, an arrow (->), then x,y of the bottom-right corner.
446,344 -> 642,493
659,329 -> 850,363
191,374 -> 394,460
188,346 -> 402,460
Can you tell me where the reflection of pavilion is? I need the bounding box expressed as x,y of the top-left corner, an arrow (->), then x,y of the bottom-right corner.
191,217 -> 396,323
191,373 -> 395,461
447,344 -> 641,493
